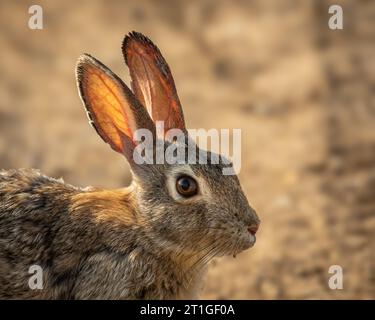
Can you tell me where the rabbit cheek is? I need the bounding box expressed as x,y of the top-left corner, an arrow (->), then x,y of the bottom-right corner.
148,204 -> 205,246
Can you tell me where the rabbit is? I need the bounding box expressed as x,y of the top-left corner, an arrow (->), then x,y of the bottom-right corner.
0,31 -> 260,299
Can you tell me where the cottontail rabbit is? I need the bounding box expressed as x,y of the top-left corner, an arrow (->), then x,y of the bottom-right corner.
0,32 -> 260,299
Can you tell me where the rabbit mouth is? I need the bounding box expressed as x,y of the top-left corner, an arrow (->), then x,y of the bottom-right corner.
246,232 -> 257,248
238,231 -> 257,252
217,227 -> 257,257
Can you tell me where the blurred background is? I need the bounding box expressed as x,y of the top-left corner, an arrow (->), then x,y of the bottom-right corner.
0,0 -> 374,299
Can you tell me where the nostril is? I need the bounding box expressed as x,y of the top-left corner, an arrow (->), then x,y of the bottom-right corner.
247,224 -> 259,235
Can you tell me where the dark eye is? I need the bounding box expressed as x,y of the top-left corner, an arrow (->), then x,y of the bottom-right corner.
176,176 -> 198,197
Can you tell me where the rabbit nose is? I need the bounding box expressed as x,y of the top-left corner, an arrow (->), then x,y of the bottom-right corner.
247,224 -> 259,235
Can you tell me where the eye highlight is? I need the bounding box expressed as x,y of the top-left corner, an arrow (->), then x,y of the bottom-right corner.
176,176 -> 198,198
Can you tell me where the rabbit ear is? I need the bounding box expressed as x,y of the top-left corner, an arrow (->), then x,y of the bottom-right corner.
122,32 -> 186,134
76,54 -> 155,162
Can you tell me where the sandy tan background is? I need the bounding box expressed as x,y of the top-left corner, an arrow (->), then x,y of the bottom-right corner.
0,0 -> 374,299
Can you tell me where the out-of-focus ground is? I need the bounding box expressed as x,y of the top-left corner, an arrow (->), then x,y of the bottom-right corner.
0,0 -> 374,299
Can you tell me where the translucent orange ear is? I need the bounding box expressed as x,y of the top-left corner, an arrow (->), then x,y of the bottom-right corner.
76,54 -> 154,157
122,32 -> 186,133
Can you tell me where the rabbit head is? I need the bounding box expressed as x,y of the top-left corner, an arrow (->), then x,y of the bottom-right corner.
76,32 -> 260,264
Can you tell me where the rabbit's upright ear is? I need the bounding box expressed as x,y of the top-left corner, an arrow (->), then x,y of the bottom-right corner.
76,54 -> 155,162
122,32 -> 186,134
